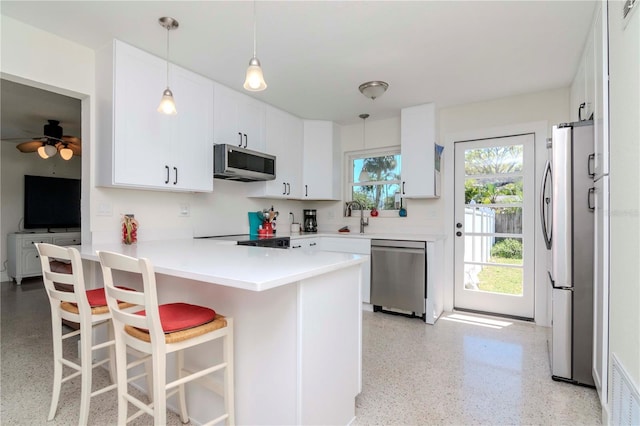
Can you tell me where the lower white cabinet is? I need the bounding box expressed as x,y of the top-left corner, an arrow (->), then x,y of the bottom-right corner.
314,237 -> 371,304
7,231 -> 81,284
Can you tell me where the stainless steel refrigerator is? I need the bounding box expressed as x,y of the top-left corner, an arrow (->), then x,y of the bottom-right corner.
540,120 -> 595,386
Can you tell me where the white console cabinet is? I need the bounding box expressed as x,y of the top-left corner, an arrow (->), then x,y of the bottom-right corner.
7,231 -> 81,285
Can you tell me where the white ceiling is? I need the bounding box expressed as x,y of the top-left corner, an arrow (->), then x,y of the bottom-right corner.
1,0 -> 596,134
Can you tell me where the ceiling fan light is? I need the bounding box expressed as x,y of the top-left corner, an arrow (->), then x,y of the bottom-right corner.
243,57 -> 267,91
359,81 -> 389,100
37,145 -> 50,159
60,147 -> 74,160
157,88 -> 177,115
44,144 -> 58,158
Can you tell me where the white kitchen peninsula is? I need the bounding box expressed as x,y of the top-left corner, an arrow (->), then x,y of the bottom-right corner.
78,239 -> 365,425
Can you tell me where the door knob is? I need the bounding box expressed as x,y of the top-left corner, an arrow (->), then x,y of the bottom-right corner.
456,231 -> 462,237
456,223 -> 463,228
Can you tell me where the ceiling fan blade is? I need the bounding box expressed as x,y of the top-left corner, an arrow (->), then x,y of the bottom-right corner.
16,140 -> 44,153
62,135 -> 81,144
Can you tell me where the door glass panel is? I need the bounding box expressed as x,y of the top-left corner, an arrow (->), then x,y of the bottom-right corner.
465,177 -> 523,205
464,207 -> 523,234
464,236 -> 523,266
464,264 -> 523,296
464,145 -> 523,175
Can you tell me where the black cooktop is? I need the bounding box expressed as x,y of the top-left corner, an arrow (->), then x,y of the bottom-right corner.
196,234 -> 290,248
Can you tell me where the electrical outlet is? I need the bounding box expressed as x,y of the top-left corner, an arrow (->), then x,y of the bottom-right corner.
97,203 -> 113,216
179,204 -> 190,217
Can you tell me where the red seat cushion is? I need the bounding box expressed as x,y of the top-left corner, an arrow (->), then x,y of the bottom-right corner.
86,287 -> 134,307
135,303 -> 216,333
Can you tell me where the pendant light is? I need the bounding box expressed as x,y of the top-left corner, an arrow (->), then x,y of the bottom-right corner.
358,114 -> 371,182
157,17 -> 179,115
243,1 -> 267,91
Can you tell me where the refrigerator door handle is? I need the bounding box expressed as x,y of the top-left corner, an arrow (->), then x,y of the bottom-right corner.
588,153 -> 596,178
588,187 -> 596,211
540,160 -> 552,249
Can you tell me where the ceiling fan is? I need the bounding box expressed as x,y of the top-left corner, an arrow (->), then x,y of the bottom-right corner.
15,120 -> 81,160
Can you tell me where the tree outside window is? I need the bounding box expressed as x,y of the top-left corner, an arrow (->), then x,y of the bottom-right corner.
348,148 -> 401,211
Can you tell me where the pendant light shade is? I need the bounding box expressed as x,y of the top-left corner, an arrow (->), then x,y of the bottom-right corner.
244,57 -> 267,91
158,88 -> 177,115
157,17 -> 179,115
358,113 -> 370,182
244,1 -> 267,92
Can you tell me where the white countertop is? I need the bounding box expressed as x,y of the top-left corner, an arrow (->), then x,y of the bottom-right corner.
78,239 -> 365,292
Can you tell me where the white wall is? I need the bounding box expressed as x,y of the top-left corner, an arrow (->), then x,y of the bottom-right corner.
439,88 -> 570,326
607,0 -> 640,401
1,16 -> 91,281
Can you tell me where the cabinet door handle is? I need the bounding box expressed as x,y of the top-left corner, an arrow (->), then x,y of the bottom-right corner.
286,183 -> 291,195
283,182 -> 287,195
402,181 -> 406,195
309,242 -> 317,247
173,167 -> 178,185
243,134 -> 248,148
165,165 -> 170,184
238,132 -> 243,147
578,102 -> 586,121
292,244 -> 302,249
305,185 -> 308,197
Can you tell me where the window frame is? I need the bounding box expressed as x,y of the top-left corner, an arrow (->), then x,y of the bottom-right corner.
345,146 -> 402,217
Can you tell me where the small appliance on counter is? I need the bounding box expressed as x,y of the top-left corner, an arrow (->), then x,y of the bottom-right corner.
303,209 -> 317,233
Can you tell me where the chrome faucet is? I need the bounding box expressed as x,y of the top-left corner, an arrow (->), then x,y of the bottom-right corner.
346,201 -> 369,234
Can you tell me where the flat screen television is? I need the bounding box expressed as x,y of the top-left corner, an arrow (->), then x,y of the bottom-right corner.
23,175 -> 81,230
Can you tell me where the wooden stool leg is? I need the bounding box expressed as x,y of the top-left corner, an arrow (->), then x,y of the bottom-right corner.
78,324 -> 93,425
152,354 -> 167,426
48,316 -> 64,421
224,323 -> 235,426
177,350 -> 189,423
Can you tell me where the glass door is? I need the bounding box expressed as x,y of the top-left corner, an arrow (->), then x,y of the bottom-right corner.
454,134 -> 535,319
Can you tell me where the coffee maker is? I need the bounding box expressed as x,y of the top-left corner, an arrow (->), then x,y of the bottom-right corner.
303,209 -> 318,233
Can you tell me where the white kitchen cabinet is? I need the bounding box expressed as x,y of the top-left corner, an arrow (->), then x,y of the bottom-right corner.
317,237 -> 371,303
290,237 -> 320,250
96,40 -> 214,192
593,6 -> 609,178
7,231 -> 80,285
302,120 -> 341,200
213,82 -> 266,151
249,106 -> 303,198
400,103 -> 441,198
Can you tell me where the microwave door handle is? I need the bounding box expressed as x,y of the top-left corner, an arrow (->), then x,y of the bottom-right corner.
540,160 -> 552,249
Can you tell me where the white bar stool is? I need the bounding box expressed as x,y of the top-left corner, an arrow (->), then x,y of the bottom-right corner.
98,250 -> 235,426
36,243 -> 139,425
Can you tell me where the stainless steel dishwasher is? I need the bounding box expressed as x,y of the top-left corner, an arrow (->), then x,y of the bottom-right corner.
370,239 -> 426,319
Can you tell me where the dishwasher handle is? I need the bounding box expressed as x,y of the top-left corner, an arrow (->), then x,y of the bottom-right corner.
371,239 -> 426,250
371,245 -> 425,256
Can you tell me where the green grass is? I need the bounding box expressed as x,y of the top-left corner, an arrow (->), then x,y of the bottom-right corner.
476,257 -> 523,295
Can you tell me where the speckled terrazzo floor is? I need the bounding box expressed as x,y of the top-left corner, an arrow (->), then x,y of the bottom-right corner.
1,279 -> 601,425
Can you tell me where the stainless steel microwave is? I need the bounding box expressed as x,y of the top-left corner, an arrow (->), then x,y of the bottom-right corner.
213,144 -> 276,182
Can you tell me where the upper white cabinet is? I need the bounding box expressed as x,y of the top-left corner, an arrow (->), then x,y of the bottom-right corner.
400,103 -> 441,198
213,82 -> 266,151
302,120 -> 341,200
249,106 -> 303,198
96,40 -> 213,192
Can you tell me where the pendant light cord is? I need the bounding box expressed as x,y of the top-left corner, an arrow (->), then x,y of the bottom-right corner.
252,0 -> 257,57
166,26 -> 170,86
